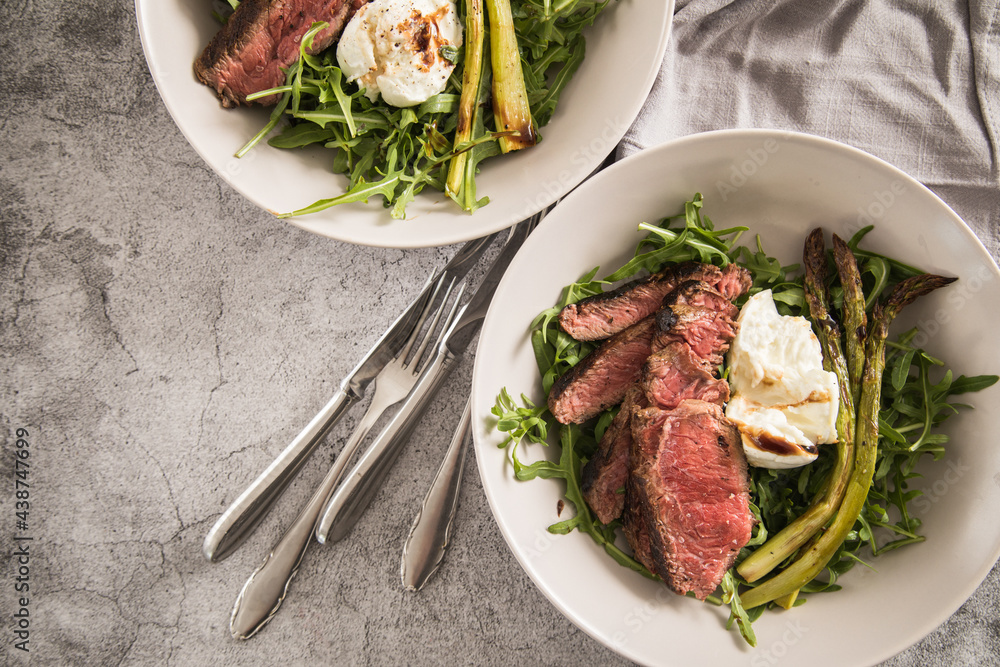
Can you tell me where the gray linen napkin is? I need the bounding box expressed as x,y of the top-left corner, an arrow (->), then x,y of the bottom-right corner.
619,0 -> 999,256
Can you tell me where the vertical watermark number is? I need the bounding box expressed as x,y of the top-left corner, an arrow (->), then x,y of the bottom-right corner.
12,427 -> 31,653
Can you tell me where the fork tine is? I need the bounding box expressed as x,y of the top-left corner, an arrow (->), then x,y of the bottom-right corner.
430,282 -> 466,353
406,278 -> 460,371
397,273 -> 448,362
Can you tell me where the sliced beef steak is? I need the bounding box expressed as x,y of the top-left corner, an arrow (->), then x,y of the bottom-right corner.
558,262 -> 751,342
547,317 -> 656,425
581,385 -> 647,524
652,281 -> 740,368
661,278 -> 742,316
195,0 -> 368,108
583,344 -> 729,525
622,473 -> 659,574
564,264 -> 748,537
549,281 -> 740,425
715,263 -> 754,301
642,342 -> 729,410
625,400 -> 752,600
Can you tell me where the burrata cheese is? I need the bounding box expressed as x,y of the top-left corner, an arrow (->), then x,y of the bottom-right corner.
337,0 -> 463,108
725,289 -> 839,469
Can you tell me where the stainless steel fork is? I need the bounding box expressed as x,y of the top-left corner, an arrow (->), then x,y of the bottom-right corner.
228,275 -> 464,640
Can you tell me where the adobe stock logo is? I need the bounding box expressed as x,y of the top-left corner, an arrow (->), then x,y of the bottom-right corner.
715,138 -> 781,201
516,115 -> 629,220
222,144 -> 259,181
608,585 -> 676,650
521,526 -> 557,562
841,180 -> 908,240
910,263 -> 996,349
910,457 -> 971,515
750,619 -> 809,666
856,181 -> 907,225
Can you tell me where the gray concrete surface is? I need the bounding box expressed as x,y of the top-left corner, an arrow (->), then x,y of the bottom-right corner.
1,1 -> 997,665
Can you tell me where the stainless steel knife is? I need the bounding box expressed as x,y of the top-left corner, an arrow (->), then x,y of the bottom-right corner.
399,396 -> 472,591
202,231 -> 502,563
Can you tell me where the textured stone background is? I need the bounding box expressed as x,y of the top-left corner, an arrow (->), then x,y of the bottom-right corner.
1,1 -> 997,666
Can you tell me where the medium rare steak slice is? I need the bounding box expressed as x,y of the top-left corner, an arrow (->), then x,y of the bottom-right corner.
625,400 -> 752,600
583,344 -> 729,525
662,279 -> 742,317
565,279 -> 741,519
558,262 -> 751,342
549,281 -> 740,425
548,317 -> 656,424
581,385 -> 647,524
642,342 -> 729,409
195,0 -> 368,108
715,262 -> 753,301
652,281 -> 740,367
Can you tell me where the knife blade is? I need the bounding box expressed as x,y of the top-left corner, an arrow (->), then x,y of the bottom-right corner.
202,231 -> 502,563
399,396 -> 472,591
313,213 -> 539,544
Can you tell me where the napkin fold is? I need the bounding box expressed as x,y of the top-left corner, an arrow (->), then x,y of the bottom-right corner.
620,0 -> 999,255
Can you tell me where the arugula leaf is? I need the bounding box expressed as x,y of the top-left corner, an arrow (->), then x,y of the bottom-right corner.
948,374 -> 1000,394
277,171 -> 402,217
492,400 -> 656,579
491,387 -> 548,451
722,570 -> 757,647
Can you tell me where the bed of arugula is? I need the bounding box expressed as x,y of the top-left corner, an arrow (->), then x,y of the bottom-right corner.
491,193 -> 998,645
224,0 -> 610,218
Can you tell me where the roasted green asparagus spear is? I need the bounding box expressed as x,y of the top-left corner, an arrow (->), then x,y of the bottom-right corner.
446,0 -> 486,203
833,234 -> 867,402
485,0 -> 537,152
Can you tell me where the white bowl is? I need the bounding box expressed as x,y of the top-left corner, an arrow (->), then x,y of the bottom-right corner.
134,0 -> 673,248
471,129 -> 1000,666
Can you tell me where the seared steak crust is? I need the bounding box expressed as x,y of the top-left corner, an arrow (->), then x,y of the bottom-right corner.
547,317 -> 656,424
626,400 -> 752,600
652,281 -> 740,367
581,385 -> 647,524
558,262 -> 751,342
195,0 -> 368,108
